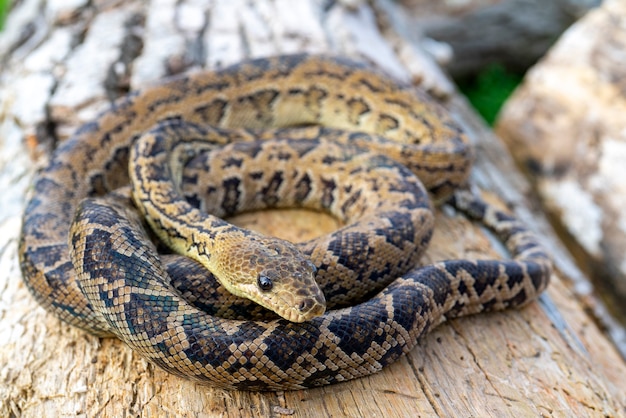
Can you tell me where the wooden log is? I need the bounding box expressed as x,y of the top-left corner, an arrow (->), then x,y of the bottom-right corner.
0,0 -> 624,416
496,0 -> 626,328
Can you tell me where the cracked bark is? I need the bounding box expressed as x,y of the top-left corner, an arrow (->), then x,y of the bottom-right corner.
0,0 -> 624,416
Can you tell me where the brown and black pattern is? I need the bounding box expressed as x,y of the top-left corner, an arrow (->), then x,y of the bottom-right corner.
130,122 -> 434,322
19,54 -> 552,389
68,187 -> 550,390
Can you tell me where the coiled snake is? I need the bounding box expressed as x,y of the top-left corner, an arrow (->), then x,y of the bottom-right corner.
19,54 -> 551,390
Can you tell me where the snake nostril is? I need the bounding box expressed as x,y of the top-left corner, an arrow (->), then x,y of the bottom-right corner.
298,299 -> 311,312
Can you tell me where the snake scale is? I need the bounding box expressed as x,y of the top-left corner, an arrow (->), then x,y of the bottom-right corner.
19,54 -> 551,390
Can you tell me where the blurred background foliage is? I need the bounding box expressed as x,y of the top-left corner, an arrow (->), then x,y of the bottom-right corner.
0,0 -> 9,30
458,64 -> 523,125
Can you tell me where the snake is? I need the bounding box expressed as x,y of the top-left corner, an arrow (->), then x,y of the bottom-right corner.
18,54 -> 552,390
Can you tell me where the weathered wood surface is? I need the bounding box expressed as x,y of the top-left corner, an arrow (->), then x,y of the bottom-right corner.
0,0 -> 624,417
496,0 -> 626,328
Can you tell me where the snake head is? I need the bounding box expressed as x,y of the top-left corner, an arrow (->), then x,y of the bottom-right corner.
214,231 -> 326,322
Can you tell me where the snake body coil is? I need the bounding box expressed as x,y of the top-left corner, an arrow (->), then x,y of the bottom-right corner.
19,54 -> 551,390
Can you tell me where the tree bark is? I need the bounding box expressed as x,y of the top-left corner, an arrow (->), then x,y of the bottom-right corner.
0,0 -> 624,417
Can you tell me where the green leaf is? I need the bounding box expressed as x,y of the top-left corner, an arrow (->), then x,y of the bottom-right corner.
459,64 -> 523,126
0,0 -> 9,31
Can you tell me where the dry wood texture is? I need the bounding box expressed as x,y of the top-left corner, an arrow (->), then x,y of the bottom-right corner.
496,0 -> 626,327
0,0 -> 624,416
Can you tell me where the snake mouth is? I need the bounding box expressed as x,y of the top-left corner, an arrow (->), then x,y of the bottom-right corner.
248,289 -> 325,322
295,297 -> 326,321
276,292 -> 326,322
264,297 -> 325,323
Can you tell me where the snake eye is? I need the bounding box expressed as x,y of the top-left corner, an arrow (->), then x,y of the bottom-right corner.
269,245 -> 281,254
258,275 -> 273,291
303,260 -> 317,274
